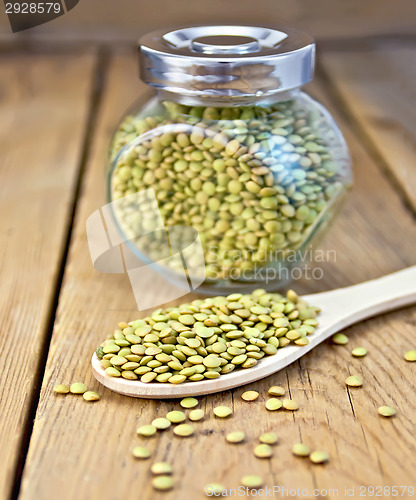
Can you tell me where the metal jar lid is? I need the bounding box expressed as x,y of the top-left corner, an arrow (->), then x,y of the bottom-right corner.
139,25 -> 315,99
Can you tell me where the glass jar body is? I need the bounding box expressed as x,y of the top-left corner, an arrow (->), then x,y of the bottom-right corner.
108,90 -> 352,293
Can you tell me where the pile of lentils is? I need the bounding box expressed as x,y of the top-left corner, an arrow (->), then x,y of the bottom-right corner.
95,289 -> 320,383
109,99 -> 348,280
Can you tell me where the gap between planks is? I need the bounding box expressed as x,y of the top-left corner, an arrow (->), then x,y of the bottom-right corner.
9,48 -> 110,500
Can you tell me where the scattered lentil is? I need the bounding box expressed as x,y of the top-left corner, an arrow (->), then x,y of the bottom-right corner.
241,475 -> 264,488
173,424 -> 194,437
265,398 -> 282,411
205,484 -> 226,496
69,382 -> 87,395
292,443 -> 310,457
83,391 -> 100,402
151,462 -> 172,475
259,432 -> 278,445
180,397 -> 199,409
137,424 -> 157,437
351,347 -> 367,358
188,409 -> 205,421
226,431 -> 245,443
345,375 -> 362,387
151,417 -> 171,430
332,333 -> 349,345
404,350 -> 416,362
166,410 -> 186,424
309,451 -> 329,464
132,446 -> 151,459
254,444 -> 273,458
53,384 -> 69,394
282,398 -> 299,410
268,386 -> 285,396
241,391 -> 259,402
378,406 -> 396,417
213,406 -> 232,418
152,476 -> 174,491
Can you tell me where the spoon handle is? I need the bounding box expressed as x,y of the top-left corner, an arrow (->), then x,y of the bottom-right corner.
305,266 -> 416,333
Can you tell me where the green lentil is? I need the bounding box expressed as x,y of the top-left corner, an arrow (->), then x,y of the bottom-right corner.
254,444 -> 273,458
378,406 -> 396,417
137,424 -> 157,437
141,372 -> 157,383
132,446 -> 151,459
205,484 -> 226,496
213,405 -> 232,418
151,462 -> 172,475
188,409 -> 205,421
69,382 -> 87,395
105,367 -> 121,377
265,398 -> 282,411
53,384 -> 69,394
345,375 -> 362,387
241,390 -> 259,401
309,451 -> 329,464
180,398 -> 199,409
152,475 -> 174,491
351,347 -> 367,357
292,443 -> 310,457
110,100 -> 348,282
241,475 -> 263,488
166,410 -> 186,424
268,386 -> 285,396
173,424 -> 194,437
226,431 -> 245,443
259,432 -> 278,445
151,417 -> 171,430
332,333 -> 349,345
282,398 -> 299,410
404,350 -> 416,362
169,374 -> 187,384
83,391 -> 100,402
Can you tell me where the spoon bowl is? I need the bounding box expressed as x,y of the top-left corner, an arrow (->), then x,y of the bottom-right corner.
92,266 -> 416,398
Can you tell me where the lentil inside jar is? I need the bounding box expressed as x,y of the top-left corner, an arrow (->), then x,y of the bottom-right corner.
109,94 -> 350,286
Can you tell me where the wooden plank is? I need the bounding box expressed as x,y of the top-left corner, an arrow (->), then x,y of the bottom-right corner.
19,50 -> 416,500
0,51 -> 97,499
320,43 -> 416,212
1,0 -> 416,43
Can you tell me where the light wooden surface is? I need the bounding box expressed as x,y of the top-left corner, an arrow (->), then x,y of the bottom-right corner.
0,41 -> 415,500
0,51 -> 96,500
320,43 -> 416,212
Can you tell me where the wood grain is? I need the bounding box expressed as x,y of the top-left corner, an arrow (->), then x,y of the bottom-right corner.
1,0 -> 416,43
320,43 -> 416,212
19,50 -> 416,500
0,51 -> 97,499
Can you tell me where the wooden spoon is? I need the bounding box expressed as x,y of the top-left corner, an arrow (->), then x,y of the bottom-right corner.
92,266 -> 416,398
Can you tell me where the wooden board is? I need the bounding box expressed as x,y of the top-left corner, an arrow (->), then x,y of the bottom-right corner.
0,51 -> 97,500
17,49 -> 416,500
1,0 -> 416,43
320,43 -> 416,212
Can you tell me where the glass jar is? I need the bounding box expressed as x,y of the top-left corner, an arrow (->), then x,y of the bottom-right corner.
108,26 -> 352,293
